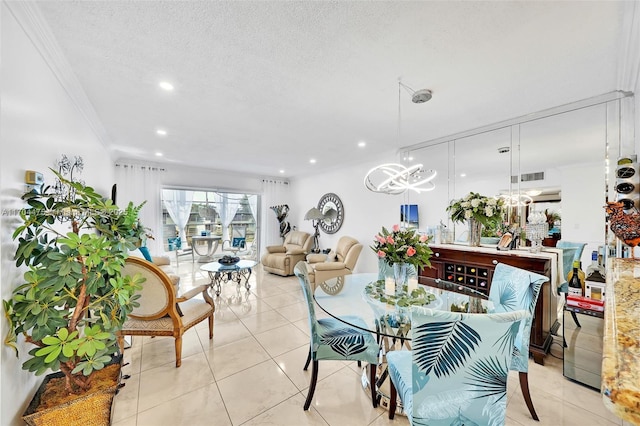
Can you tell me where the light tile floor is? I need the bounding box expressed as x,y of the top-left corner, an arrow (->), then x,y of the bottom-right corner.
112,262 -> 621,426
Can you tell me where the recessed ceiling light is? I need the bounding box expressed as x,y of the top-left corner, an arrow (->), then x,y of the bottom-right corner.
460,173 -> 467,177
310,159 -> 316,164
156,129 -> 167,136
358,141 -> 366,148
155,152 -> 163,157
279,169 -> 285,174
159,81 -> 174,91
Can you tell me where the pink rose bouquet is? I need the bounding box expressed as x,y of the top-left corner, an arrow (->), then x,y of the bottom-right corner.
371,225 -> 433,271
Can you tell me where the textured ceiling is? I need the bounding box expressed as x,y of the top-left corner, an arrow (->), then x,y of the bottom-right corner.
35,1 -> 626,178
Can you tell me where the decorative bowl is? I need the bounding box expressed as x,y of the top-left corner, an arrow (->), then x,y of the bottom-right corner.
218,256 -> 240,265
480,237 -> 501,245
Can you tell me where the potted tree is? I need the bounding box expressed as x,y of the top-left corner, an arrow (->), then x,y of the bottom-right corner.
3,171 -> 145,425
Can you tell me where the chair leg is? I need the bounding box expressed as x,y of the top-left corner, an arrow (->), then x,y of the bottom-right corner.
304,347 -> 312,371
369,364 -> 378,408
571,311 -> 582,328
304,360 -> 319,410
174,335 -> 183,368
116,333 -> 124,355
208,314 -> 214,339
519,372 -> 539,421
388,377 -> 397,419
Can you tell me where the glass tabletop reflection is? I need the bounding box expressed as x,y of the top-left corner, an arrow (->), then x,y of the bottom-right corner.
313,273 -> 490,340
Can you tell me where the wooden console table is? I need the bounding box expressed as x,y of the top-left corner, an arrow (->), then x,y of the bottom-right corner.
420,243 -> 563,365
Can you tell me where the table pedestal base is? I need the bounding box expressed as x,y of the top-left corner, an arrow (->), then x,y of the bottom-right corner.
361,331 -> 410,417
361,363 -> 407,417
207,268 -> 253,296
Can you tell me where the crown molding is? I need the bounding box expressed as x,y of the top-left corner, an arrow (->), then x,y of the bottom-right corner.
5,1 -> 112,152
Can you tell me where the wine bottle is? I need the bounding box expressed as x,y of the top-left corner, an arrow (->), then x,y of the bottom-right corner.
567,260 -> 584,296
586,250 -> 606,282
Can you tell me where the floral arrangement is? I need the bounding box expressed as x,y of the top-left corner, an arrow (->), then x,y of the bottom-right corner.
365,280 -> 436,306
371,224 -> 432,271
481,221 -> 510,238
446,192 -> 505,228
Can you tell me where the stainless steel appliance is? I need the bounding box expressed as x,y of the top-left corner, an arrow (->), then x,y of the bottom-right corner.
563,306 -> 604,390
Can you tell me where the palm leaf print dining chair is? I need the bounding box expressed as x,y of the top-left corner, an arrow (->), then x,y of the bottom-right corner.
293,262 -> 381,410
387,307 -> 529,425
488,263 -> 549,421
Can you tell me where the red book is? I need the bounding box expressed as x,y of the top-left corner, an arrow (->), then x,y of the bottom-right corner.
567,295 -> 605,312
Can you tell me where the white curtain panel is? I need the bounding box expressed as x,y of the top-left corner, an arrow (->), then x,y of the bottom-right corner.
212,193 -> 242,241
114,163 -> 164,253
247,194 -> 259,250
261,179 -> 290,249
163,189 -> 194,247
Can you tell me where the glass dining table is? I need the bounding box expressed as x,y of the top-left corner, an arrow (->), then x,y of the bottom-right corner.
313,273 -> 492,413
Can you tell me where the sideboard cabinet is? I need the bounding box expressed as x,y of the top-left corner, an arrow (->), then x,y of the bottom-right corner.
420,244 -> 558,365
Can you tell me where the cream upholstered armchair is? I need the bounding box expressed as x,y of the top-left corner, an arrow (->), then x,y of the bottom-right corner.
306,236 -> 363,287
116,257 -> 215,367
261,230 -> 313,276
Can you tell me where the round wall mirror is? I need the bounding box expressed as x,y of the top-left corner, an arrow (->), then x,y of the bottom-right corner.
317,193 -> 344,234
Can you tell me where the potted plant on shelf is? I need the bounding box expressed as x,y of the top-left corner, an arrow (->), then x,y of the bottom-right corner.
3,171 -> 145,426
447,192 -> 505,246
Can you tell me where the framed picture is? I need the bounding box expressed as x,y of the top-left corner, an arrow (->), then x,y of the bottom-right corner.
497,232 -> 513,250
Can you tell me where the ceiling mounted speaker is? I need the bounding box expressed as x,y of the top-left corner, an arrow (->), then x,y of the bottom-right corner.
412,89 -> 433,104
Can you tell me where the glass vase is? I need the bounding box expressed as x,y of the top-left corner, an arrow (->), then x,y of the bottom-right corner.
468,296 -> 484,313
468,218 -> 482,247
393,262 -> 408,288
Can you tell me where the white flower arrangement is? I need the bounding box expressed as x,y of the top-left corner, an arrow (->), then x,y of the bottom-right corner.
446,192 -> 504,228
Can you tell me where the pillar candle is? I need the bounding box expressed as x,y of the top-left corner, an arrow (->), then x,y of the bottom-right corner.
384,277 -> 395,295
408,277 -> 418,293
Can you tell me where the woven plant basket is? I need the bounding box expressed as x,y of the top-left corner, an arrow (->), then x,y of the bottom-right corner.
22,356 -> 121,426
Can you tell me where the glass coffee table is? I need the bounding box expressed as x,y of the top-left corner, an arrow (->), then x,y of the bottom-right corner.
200,260 -> 258,296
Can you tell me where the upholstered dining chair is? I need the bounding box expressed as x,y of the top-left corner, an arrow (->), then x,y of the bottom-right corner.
556,240 -> 586,295
556,240 -> 587,263
293,261 -> 380,410
557,246 -> 582,338
387,307 -> 529,425
305,236 -> 363,288
117,257 -> 215,367
488,263 -> 549,421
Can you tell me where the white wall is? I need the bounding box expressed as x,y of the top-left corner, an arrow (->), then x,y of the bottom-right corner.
289,152 -> 442,273
289,148 -> 610,275
560,162 -> 606,266
0,5 -> 115,424
160,164 -> 264,194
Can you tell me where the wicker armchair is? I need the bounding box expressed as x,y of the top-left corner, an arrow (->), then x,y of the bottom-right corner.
116,257 -> 215,367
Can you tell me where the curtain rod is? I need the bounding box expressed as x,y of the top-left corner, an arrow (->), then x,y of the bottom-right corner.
261,179 -> 289,185
115,163 -> 166,172
400,90 -> 633,152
